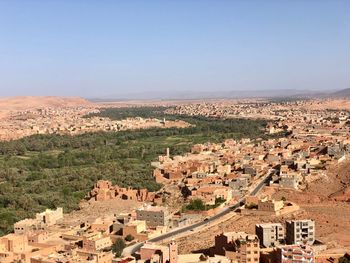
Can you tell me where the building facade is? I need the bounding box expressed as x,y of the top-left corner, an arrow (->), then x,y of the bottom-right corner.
286,220 -> 315,245
136,206 -> 169,227
256,223 -> 285,248
214,232 -> 260,263
277,244 -> 315,263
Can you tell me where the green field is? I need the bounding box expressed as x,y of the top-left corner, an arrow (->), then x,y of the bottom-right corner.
0,107 -> 270,235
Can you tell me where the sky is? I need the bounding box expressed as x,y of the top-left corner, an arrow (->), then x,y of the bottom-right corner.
0,0 -> 349,98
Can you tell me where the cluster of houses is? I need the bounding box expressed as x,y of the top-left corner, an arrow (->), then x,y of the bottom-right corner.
117,218 -> 320,263
2,100 -> 350,262
87,180 -> 160,204
86,180 -> 206,230
152,133 -> 350,211
2,204 -> 340,263
166,99 -> 350,125
0,106 -> 189,141
2,133 -> 349,262
0,203 -> 173,263
0,187 -> 345,263
165,99 -> 277,120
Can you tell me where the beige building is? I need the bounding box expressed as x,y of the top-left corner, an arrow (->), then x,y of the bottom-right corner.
255,223 -> 285,248
14,208 -> 63,234
14,219 -> 40,234
82,234 -> 112,252
35,207 -> 63,226
258,199 -> 284,212
136,206 -> 169,227
0,234 -> 28,254
123,220 -> 148,241
140,243 -> 170,263
178,254 -> 231,263
139,241 -> 178,263
214,232 -> 260,263
31,250 -> 113,263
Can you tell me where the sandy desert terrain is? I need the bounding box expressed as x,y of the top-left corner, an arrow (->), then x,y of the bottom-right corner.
0,96 -> 91,112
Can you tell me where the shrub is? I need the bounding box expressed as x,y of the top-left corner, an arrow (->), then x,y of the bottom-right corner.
112,238 -> 126,257
125,234 -> 134,242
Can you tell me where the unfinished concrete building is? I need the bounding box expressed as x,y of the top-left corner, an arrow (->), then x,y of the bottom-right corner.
255,223 -> 285,248
136,206 -> 169,227
286,220 -> 315,245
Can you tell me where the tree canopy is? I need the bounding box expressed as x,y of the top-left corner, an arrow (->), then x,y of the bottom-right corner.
0,107 -> 269,235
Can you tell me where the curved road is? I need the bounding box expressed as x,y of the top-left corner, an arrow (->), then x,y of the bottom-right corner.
123,174 -> 272,256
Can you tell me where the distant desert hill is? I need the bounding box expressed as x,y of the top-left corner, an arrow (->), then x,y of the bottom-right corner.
0,96 -> 92,111
330,88 -> 350,98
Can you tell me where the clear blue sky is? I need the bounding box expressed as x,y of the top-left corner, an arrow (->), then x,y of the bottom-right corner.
0,0 -> 349,97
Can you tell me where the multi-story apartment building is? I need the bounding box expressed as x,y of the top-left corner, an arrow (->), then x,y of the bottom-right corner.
286,220 -> 315,245
14,208 -> 63,234
136,206 -> 169,227
277,244 -> 315,263
255,223 -> 285,248
214,232 -> 260,263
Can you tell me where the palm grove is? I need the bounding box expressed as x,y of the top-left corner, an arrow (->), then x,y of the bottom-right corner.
0,107 -> 269,235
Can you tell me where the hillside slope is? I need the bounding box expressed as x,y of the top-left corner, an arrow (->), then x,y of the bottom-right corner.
0,96 -> 92,111
331,88 -> 350,98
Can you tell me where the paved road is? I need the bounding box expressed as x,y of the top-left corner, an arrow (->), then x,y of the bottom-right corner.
123,174 -> 272,256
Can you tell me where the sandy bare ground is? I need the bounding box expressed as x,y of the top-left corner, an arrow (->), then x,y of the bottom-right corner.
60,199 -> 140,227
305,99 -> 350,111
0,96 -> 92,112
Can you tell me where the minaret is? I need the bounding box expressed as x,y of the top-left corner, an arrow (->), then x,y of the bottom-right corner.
169,239 -> 178,263
166,147 -> 170,158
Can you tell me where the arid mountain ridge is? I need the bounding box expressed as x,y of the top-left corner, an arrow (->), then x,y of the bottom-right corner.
88,88 -> 350,101
1,89 -> 350,114
0,96 -> 92,112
